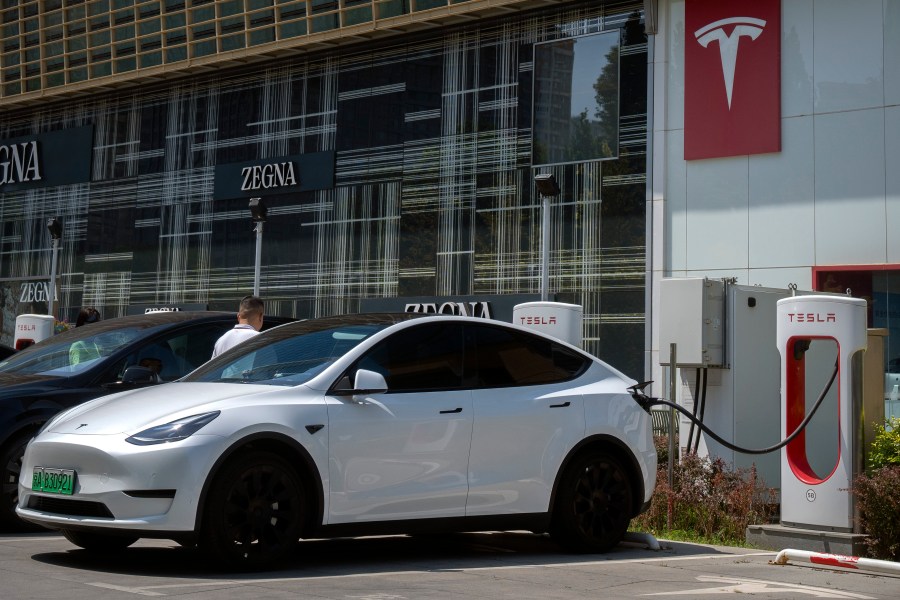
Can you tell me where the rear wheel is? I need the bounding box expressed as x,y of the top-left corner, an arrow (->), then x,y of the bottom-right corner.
62,529 -> 139,552
1,431 -> 44,532
200,451 -> 305,568
551,451 -> 634,553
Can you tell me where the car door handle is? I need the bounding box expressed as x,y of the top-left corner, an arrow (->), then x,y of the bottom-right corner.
549,401 -> 571,408
440,407 -> 463,414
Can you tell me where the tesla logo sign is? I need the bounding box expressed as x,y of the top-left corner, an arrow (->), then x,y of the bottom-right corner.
786,313 -> 837,323
518,316 -> 557,326
695,17 -> 767,110
685,0 -> 781,160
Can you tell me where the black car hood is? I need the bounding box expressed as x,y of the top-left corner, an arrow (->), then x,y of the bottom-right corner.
0,372 -> 62,393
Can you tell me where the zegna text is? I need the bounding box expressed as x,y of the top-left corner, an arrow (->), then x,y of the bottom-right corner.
0,141 -> 41,186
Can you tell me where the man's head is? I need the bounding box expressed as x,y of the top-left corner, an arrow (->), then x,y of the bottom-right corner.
238,295 -> 265,330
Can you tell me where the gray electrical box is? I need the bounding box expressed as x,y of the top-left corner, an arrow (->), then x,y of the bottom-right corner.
660,281 -> 834,492
659,278 -> 726,367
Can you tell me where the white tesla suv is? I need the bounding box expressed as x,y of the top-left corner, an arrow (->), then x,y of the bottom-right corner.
18,313 -> 656,568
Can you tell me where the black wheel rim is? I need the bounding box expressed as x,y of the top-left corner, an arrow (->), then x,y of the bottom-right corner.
571,459 -> 629,542
222,463 -> 301,558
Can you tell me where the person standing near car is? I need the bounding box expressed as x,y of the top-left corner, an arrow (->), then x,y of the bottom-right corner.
212,295 -> 264,358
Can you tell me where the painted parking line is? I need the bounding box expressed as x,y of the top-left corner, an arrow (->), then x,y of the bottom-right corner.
643,575 -> 875,599
85,552 -> 779,597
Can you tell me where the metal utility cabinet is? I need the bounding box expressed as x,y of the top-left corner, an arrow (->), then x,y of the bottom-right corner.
660,279 -> 828,492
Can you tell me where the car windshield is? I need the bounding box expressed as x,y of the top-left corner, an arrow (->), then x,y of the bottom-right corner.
0,327 -> 146,376
186,323 -> 387,386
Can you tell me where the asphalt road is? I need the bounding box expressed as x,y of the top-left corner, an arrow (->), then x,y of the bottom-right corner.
1,530 -> 895,599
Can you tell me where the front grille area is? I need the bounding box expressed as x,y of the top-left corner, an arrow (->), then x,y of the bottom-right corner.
28,496 -> 114,519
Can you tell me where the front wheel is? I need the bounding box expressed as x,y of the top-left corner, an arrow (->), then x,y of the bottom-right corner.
1,431 -> 44,532
551,451 -> 634,553
200,451 -> 305,568
62,529 -> 139,552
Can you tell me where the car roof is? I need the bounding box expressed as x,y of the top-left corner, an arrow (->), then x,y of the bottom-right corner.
51,311 -> 235,340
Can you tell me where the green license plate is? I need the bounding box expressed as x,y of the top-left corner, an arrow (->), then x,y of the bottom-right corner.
31,467 -> 75,495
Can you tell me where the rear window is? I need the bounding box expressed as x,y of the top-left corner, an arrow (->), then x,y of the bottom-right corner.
467,324 -> 588,387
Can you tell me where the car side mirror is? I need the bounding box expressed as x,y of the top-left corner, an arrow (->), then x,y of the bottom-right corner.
353,369 -> 387,393
121,365 -> 163,386
331,369 -> 388,396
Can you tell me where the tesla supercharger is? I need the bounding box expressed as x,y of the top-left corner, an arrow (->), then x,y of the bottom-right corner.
776,295 -> 867,531
512,302 -> 583,348
14,314 -> 56,350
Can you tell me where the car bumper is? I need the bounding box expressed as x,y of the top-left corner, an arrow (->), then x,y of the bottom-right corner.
16,432 -> 224,533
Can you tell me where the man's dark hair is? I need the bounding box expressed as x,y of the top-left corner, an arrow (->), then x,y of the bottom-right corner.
238,295 -> 264,319
76,307 -> 101,327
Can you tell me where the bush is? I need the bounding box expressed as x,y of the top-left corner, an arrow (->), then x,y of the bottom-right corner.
631,436 -> 777,546
851,418 -> 900,561
867,416 -> 900,471
852,465 -> 900,561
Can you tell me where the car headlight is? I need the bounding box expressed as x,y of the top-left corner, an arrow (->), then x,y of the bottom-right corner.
126,411 -> 220,446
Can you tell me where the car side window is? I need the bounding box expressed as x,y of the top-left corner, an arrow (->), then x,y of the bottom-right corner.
123,324 -> 231,382
355,322 -> 465,392
466,323 -> 588,387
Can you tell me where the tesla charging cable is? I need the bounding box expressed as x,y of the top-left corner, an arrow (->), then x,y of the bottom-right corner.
627,360 -> 838,456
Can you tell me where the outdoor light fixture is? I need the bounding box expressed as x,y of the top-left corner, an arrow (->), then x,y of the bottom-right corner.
47,217 -> 63,240
249,197 -> 267,222
534,172 -> 561,197
46,217 -> 62,315
249,198 -> 266,296
534,173 -> 560,301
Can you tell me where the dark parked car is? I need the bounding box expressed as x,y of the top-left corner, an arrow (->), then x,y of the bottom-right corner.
0,344 -> 14,361
0,310 -> 292,530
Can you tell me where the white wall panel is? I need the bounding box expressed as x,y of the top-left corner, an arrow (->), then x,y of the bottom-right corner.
887,106 -> 900,263
665,0 -> 685,132
813,108 -> 887,265
813,0 -> 884,114
886,0 -> 900,106
747,267 -> 814,291
685,158 -> 749,270
666,129 -> 687,271
748,116 -> 815,268
782,0 -> 815,118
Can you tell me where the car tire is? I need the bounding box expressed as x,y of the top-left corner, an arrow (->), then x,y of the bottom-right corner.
551,451 -> 633,553
1,431 -> 44,532
62,529 -> 139,552
200,450 -> 305,568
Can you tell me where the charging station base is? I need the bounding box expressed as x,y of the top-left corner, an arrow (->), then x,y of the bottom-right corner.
746,524 -> 867,556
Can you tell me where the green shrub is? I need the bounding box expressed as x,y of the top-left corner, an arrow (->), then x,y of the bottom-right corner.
851,418 -> 900,560
852,465 -> 900,561
631,436 -> 777,546
867,416 -> 900,471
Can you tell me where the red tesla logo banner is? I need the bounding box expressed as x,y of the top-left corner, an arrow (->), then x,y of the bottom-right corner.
685,0 -> 781,160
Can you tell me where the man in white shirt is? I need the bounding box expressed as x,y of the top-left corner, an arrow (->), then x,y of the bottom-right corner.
212,295 -> 265,358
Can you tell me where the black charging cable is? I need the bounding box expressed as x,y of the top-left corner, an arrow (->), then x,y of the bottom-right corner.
627,360 -> 838,456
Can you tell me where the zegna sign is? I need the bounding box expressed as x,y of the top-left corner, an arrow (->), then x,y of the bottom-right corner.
0,141 -> 41,186
214,150 -> 335,200
360,294 -> 544,323
0,126 -> 94,192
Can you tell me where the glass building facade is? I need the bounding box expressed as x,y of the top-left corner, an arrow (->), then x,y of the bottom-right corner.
0,0 -> 649,379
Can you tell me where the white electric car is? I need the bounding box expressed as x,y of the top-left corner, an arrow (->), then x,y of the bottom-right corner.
17,313 -> 656,567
